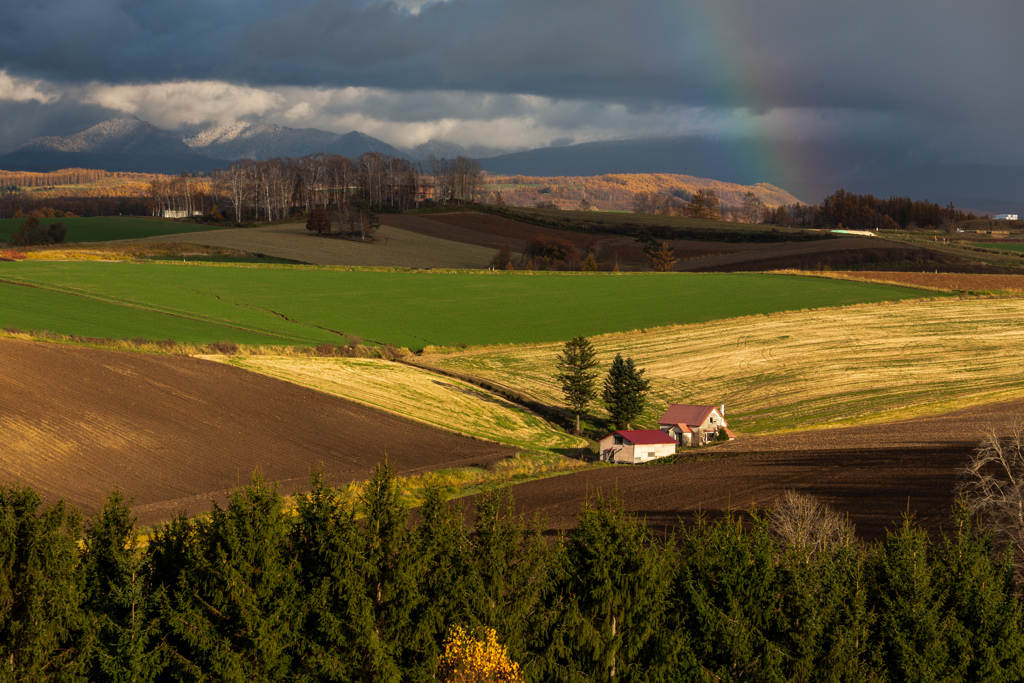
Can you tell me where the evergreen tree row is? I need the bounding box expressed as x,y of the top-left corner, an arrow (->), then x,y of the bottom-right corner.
765,189 -> 980,232
2,466 -> 1023,682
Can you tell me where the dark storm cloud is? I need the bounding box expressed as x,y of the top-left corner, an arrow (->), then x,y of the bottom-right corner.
0,100 -> 112,153
2,0 -> 1017,109
0,0 -> 1021,158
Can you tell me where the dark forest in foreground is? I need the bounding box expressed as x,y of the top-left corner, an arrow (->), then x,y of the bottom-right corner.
3,463 -> 1024,682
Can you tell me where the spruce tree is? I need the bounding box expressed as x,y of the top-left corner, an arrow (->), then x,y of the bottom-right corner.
547,496 -> 673,682
0,484 -> 84,681
80,491 -> 162,682
555,336 -> 600,435
669,512 -> 787,680
156,476 -> 300,681
602,354 -> 651,430
291,473 -> 372,681
775,530 -> 873,680
466,488 -> 546,668
869,515 -> 958,682
356,462 -> 426,679
413,484 -> 472,673
934,502 -> 1024,680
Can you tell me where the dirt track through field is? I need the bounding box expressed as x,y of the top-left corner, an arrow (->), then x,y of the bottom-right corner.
0,339 -> 513,525
463,400 -> 1024,541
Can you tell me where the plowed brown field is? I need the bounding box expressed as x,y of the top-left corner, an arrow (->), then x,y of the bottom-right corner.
0,339 -> 512,525
384,212 -> 749,267
385,212 -> 956,271
463,400 -> 1024,540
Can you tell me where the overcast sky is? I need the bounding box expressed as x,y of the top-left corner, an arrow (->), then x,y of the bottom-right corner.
0,0 -> 1021,163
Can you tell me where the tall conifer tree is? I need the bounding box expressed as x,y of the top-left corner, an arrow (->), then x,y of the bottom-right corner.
156,476 -> 300,681
81,491 -> 162,682
356,462 -> 426,679
291,473 -> 371,681
0,485 -> 84,680
555,336 -> 600,435
602,354 -> 651,430
869,515 -> 959,681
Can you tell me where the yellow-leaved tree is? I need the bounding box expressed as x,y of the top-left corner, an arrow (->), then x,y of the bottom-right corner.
435,625 -> 523,683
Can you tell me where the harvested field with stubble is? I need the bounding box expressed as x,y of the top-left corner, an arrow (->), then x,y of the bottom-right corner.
0,338 -> 515,526
420,296 -> 1024,435
136,222 -> 499,268
218,355 -> 586,453
802,270 -> 1024,292
463,399 -> 1024,541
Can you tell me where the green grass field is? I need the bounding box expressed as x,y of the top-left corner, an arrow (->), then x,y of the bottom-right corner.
0,262 -> 940,349
971,242 -> 1024,253
0,216 -> 228,243
0,281 -> 296,345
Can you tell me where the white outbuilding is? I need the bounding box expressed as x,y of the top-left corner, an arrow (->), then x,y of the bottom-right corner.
598,430 -> 677,464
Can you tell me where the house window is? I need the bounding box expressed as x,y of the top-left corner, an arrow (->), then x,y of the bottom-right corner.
613,435 -> 623,445
648,451 -> 656,458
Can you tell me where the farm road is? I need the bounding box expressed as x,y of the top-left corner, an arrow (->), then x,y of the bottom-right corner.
0,339 -> 513,525
460,400 -> 1024,541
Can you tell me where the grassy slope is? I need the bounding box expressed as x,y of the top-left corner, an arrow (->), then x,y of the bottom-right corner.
220,356 -> 586,453
418,297 -> 1024,435
0,216 -> 227,243
0,262 -> 937,349
971,242 -> 1024,253
0,281 -> 297,345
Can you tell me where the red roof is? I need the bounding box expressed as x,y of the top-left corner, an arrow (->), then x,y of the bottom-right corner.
659,405 -> 723,428
667,423 -> 693,434
611,429 -> 677,445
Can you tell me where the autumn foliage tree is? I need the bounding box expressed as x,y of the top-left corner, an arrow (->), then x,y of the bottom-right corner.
436,625 -> 523,683
688,188 -> 721,220
647,242 -> 677,272
305,206 -> 331,235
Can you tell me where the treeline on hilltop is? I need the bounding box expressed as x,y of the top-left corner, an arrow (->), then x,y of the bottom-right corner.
0,153 -> 483,222
764,189 -> 980,231
3,464 -> 1024,682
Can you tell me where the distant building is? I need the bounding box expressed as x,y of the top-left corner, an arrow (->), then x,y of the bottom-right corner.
994,214 -> 1019,221
161,209 -> 203,219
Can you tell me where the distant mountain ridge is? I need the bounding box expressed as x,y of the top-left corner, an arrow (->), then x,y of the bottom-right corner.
0,117 -> 510,174
2,117 -> 1021,212
15,116 -> 193,156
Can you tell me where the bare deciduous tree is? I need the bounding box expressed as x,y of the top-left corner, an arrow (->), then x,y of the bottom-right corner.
959,422 -> 1024,577
769,490 -> 853,559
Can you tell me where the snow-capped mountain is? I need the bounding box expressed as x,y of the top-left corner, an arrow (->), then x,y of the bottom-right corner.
407,140 -> 515,161
15,115 -> 196,156
2,116 -> 519,174
181,122 -> 346,160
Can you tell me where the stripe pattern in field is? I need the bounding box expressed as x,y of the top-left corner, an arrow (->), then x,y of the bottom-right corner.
221,356 -> 585,452
419,297 -> 1024,434
0,338 -> 514,526
0,262 -> 936,350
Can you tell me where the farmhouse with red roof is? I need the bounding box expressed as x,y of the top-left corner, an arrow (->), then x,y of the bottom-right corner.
598,429 -> 677,464
659,404 -> 734,446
